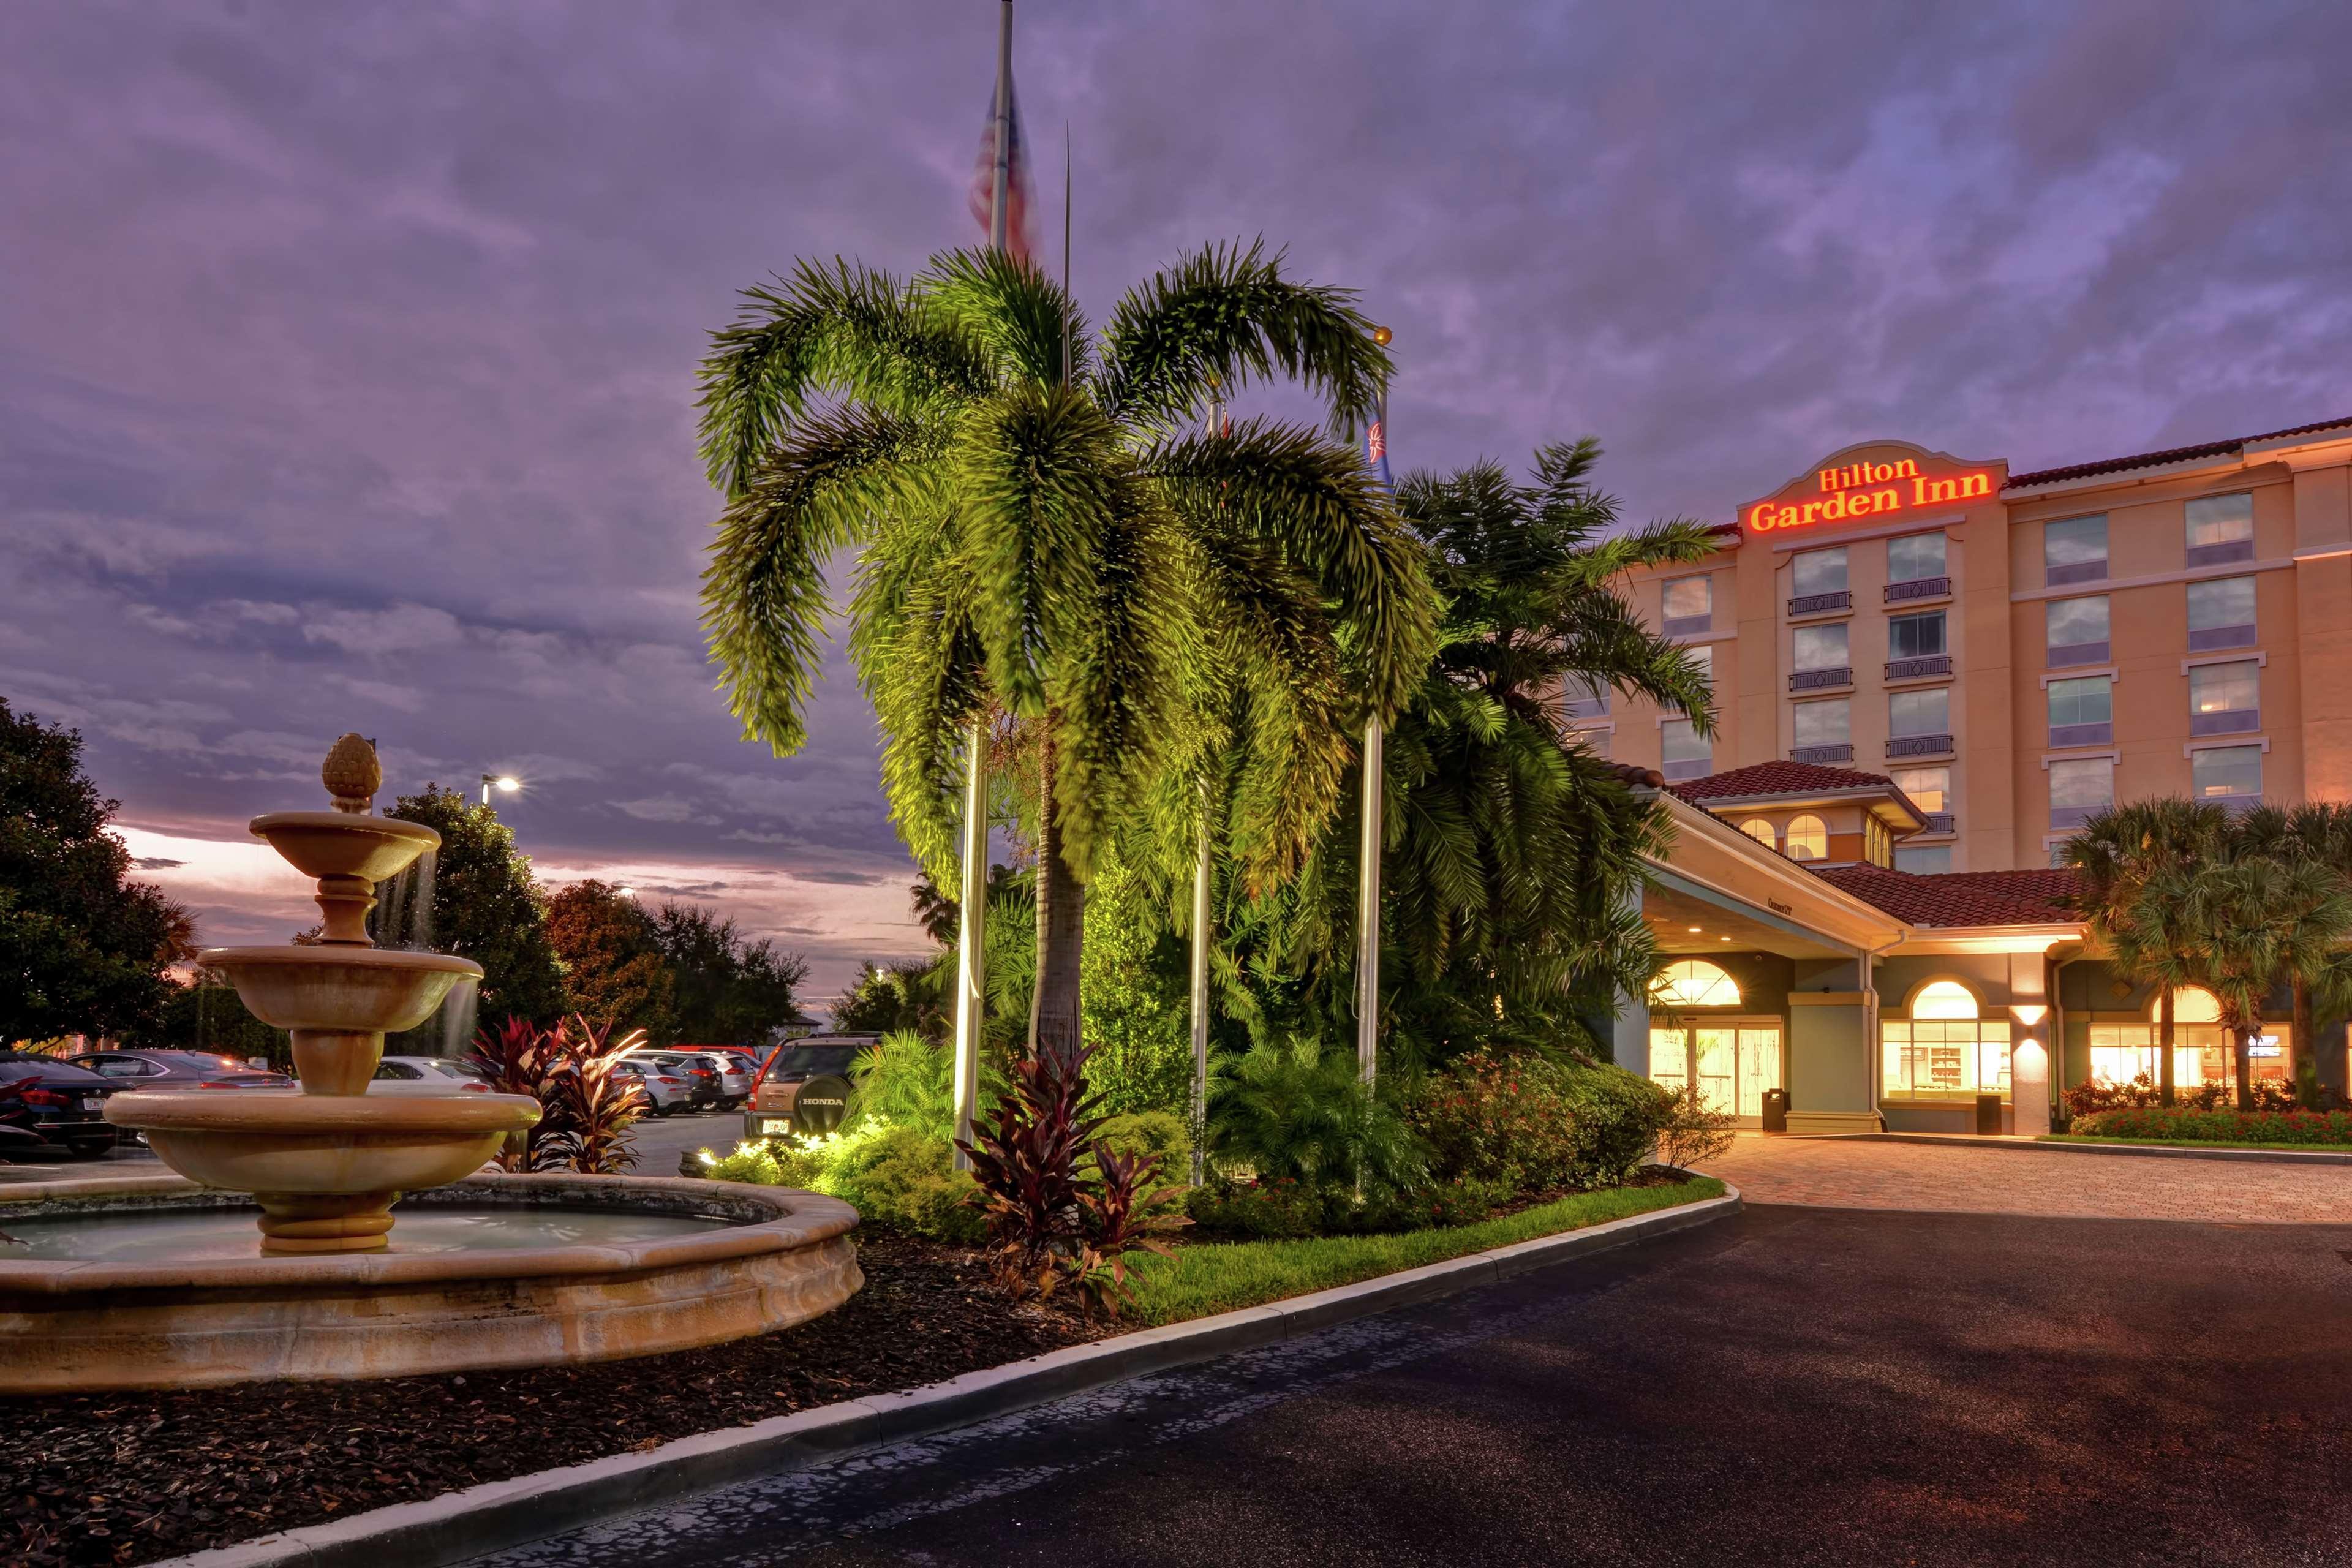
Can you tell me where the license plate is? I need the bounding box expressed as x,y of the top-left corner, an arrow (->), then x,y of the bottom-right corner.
757,1117 -> 792,1136
80,1096 -> 104,1112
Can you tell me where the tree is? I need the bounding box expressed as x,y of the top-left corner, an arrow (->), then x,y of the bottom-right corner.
2231,803 -> 2352,1106
1207,442 -> 1716,1066
2067,800 -> 2231,1106
650,903 -> 809,1045
0,698 -> 192,1044
545,880 -> 673,1039
834,960 -> 948,1039
380,786 -> 566,1025
696,243 -> 1434,1066
2130,849 -> 2352,1110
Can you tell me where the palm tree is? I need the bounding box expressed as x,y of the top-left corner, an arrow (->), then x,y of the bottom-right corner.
1209,442 -> 1718,1063
696,244 -> 1435,1066
2130,850 -> 2352,1110
2065,800 -> 2230,1106
2230,803 -> 2352,1106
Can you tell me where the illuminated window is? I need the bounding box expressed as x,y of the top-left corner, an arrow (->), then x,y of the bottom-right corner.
2090,989 -> 2285,1090
1892,766 -> 1948,814
1738,818 -> 1779,848
2152,986 -> 2222,1023
1651,960 -> 1742,1009
1784,815 -> 1828,861
2189,661 -> 2259,735
1863,816 -> 1890,866
1882,981 -> 2009,1101
2191,744 -> 2262,803
2045,514 -> 2108,586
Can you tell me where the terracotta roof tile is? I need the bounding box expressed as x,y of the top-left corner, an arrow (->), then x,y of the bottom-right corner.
1665,761 -> 1898,803
2004,415 -> 2352,489
1813,864 -> 2082,927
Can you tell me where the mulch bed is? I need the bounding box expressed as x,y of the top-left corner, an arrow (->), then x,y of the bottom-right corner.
2,1236 -> 1107,1568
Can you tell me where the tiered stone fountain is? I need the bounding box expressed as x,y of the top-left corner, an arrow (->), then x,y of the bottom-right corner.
0,737 -> 860,1392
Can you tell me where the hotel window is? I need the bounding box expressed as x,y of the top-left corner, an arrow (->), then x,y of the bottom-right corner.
1882,981 -> 2010,1102
1651,959 -> 1743,1009
1738,818 -> 1778,849
2189,660 -> 2260,736
1792,697 -> 1850,762
1887,609 -> 1946,661
1792,622 -> 1849,676
1863,816 -> 1891,867
1895,844 -> 1953,874
1887,532 -> 1947,585
1562,677 -> 1611,721
1660,717 -> 1711,781
1892,766 -> 1949,815
1792,546 -> 1849,600
2185,492 -> 2255,567
2049,756 -> 2114,829
1889,686 -> 1949,740
1784,814 -> 1828,861
2186,576 -> 2257,652
2046,595 -> 2110,667
1583,728 -> 1613,760
2046,674 -> 2113,747
1662,575 -> 1713,636
2044,514 -> 2108,586
2191,744 -> 2263,805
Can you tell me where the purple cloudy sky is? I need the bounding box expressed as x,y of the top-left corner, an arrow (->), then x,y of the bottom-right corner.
5,1 -> 2348,1001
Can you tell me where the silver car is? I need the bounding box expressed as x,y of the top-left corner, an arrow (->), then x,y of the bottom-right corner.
614,1059 -> 695,1116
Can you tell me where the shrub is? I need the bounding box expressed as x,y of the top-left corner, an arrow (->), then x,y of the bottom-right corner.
2070,1106 -> 2352,1145
2065,1072 -> 2300,1119
1185,1177 -> 1328,1240
1558,1062 -> 1675,1188
825,1123 -> 985,1243
1205,1037 -> 1427,1198
845,1030 -> 958,1140
1654,1083 -> 1737,1169
1095,1110 -> 1192,1175
1404,1050 -> 1585,1192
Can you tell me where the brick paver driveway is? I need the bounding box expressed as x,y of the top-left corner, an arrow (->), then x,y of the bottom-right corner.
1698,1134 -> 2352,1223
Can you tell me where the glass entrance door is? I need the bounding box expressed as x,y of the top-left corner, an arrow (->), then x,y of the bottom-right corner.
1648,1022 -> 1782,1123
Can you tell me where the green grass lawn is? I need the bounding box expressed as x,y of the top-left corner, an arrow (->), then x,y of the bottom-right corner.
1125,1177 -> 1725,1329
2040,1133 -> 2352,1154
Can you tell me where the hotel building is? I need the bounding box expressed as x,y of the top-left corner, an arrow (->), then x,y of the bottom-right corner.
1589,415 -> 2352,1134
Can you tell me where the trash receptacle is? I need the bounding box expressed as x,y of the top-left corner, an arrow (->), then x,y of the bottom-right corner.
1975,1092 -> 2002,1135
1760,1087 -> 1790,1134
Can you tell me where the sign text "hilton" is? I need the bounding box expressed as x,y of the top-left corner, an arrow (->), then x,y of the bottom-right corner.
1746,459 -> 1995,534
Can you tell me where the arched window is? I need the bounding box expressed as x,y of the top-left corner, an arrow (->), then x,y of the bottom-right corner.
1784,814 -> 1828,861
1910,980 -> 1979,1019
1651,960 -> 1742,1009
2149,987 -> 2222,1023
1738,818 -> 1778,848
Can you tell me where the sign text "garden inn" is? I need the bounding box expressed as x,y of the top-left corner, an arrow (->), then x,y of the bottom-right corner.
1745,458 -> 1996,535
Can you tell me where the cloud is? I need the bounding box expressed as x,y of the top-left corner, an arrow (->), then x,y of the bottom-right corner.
300,603 -> 465,655
130,856 -> 186,870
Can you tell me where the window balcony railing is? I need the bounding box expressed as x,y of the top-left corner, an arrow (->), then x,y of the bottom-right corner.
2048,721 -> 2114,748
2187,625 -> 2256,653
2189,709 -> 2260,737
1887,733 -> 1954,758
1789,666 -> 1852,692
2048,640 -> 2110,668
1788,590 -> 1852,617
1885,576 -> 1951,603
1885,655 -> 1952,680
1791,743 -> 1853,764
2185,539 -> 2256,569
1921,811 -> 1956,835
2046,560 -> 2108,587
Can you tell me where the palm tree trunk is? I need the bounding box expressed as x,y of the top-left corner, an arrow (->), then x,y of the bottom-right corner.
1027,731 -> 1087,1067
2158,986 -> 2176,1107
2233,1022 -> 2255,1112
2292,976 -> 2318,1109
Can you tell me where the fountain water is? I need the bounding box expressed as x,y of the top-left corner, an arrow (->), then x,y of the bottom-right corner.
0,736 -> 861,1391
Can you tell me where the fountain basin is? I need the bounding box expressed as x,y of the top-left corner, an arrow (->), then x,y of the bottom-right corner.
0,1173 -> 863,1392
249,810 -> 442,885
198,944 -> 481,1038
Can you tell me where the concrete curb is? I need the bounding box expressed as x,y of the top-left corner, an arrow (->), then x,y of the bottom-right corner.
155,1184 -> 1740,1568
1841,1131 -> 2352,1166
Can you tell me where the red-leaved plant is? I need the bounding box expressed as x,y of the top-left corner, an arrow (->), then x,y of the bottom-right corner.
466,1014 -> 649,1174
956,1042 -> 1187,1311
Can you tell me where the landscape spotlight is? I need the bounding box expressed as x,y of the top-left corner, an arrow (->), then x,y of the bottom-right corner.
481,773 -> 521,806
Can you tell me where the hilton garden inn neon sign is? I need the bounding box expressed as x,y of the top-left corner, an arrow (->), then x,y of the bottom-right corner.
1744,451 -> 1999,536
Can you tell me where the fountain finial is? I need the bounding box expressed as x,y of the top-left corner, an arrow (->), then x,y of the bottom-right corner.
323,733 -> 381,814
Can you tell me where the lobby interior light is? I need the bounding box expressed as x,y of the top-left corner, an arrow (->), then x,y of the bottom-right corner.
1687,925 -> 1702,933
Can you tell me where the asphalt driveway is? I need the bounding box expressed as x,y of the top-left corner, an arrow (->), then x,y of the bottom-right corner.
470,1202 -> 2352,1568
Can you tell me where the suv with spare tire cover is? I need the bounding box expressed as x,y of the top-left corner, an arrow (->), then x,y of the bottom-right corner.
743,1035 -> 878,1140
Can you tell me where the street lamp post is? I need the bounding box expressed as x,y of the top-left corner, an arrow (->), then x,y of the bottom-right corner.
480,774 -> 520,807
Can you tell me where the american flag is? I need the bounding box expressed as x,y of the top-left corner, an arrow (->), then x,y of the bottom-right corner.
967,74 -> 1036,259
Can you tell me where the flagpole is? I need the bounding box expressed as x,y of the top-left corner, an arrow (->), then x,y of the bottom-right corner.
1189,386 -> 1223,1180
1355,326 -> 1393,1087
954,0 -> 1016,1170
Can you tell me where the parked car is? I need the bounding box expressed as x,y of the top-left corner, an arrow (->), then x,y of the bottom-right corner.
68,1049 -> 293,1090
612,1059 -> 695,1117
0,1052 -> 121,1160
675,1049 -> 753,1108
743,1034 -> 878,1140
625,1052 -> 723,1110
371,1056 -> 492,1093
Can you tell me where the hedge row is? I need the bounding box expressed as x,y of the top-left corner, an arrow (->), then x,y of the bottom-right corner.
2070,1106 -> 2352,1145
